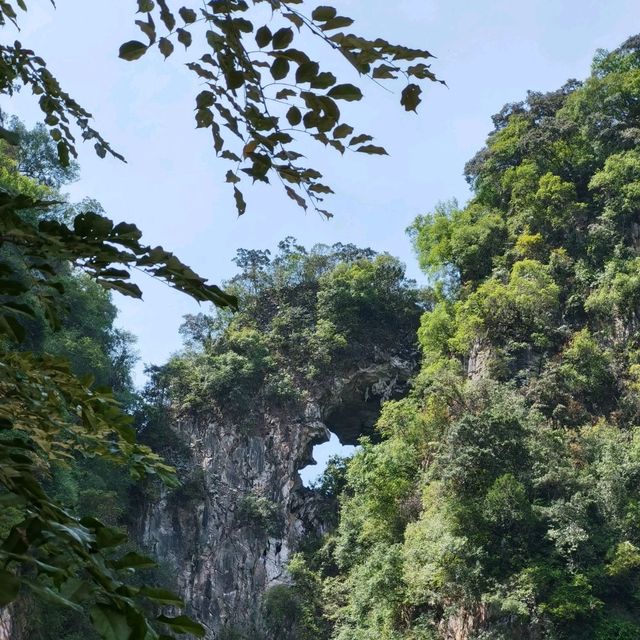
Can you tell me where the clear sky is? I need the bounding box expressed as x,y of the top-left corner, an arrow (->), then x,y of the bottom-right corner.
3,1 -> 640,481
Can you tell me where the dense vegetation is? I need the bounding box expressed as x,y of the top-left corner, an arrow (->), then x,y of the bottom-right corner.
0,120 -> 149,639
147,238 -> 420,425
278,35 -> 640,640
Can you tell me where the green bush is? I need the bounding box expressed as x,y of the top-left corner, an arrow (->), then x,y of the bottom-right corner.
236,494 -> 283,538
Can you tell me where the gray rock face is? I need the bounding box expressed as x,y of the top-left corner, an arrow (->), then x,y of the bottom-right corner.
138,355 -> 415,638
0,607 -> 13,640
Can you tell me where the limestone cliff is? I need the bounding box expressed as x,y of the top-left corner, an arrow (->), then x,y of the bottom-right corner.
137,354 -> 415,639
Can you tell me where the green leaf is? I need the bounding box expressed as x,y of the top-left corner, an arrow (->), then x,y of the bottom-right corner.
333,123 -> 353,139
233,18 -> 253,34
81,518 -> 129,549
372,64 -> 398,79
178,7 -> 197,23
234,187 -> 247,216
312,6 -> 337,21
50,522 -> 94,546
255,25 -> 272,48
349,133 -> 373,146
286,106 -> 302,126
135,13 -> 156,44
112,552 -> 157,570
276,88 -> 296,100
272,27 -> 294,50
90,605 -> 132,640
309,182 -> 334,194
140,586 -> 184,606
401,83 -> 422,112
157,0 -> 176,31
285,185 -> 307,209
226,170 -> 240,184
118,40 -> 148,61
26,583 -> 84,613
73,212 -> 114,239
407,63 -> 436,80
356,144 -> 388,155
320,17 -> 354,31
57,141 -> 70,167
157,615 -> 205,637
159,37 -> 174,59
195,108 -> 214,128
283,11 -> 303,29
296,61 -> 319,84
311,71 -> 336,89
328,84 -> 363,101
177,28 -> 192,49
60,578 -> 93,605
0,569 -> 19,606
270,57 -> 290,81
225,69 -> 245,90
195,90 -> 214,108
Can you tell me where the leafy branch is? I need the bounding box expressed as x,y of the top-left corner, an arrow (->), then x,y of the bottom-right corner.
116,0 -> 444,217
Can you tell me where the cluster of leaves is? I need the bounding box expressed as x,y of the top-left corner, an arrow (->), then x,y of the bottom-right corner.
0,0 -> 442,217
119,0 -> 443,217
0,1 -> 123,164
286,35 -> 640,640
236,493 -> 283,537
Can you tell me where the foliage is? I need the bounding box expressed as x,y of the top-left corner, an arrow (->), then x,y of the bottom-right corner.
237,494 -> 283,537
408,200 -> 507,286
288,34 -> 640,640
0,0 -> 442,218
119,0 -> 443,217
152,240 -> 420,418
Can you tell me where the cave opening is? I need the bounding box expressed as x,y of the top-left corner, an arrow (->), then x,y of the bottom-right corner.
299,431 -> 357,487
299,361 -> 413,487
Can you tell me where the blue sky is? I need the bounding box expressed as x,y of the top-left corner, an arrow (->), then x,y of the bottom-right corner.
4,1 -> 640,481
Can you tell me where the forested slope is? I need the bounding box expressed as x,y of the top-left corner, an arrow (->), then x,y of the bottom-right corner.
284,35 -> 640,640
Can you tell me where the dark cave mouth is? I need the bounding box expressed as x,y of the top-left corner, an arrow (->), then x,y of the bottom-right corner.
299,363 -> 413,487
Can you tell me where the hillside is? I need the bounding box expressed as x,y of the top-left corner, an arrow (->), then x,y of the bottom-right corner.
283,34 -> 640,640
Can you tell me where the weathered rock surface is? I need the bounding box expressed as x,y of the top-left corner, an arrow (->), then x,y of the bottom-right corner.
138,354 -> 415,638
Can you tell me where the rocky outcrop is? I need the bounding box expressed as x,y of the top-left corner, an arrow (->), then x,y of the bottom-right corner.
138,354 -> 415,638
440,606 -> 550,640
0,607 -> 13,640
